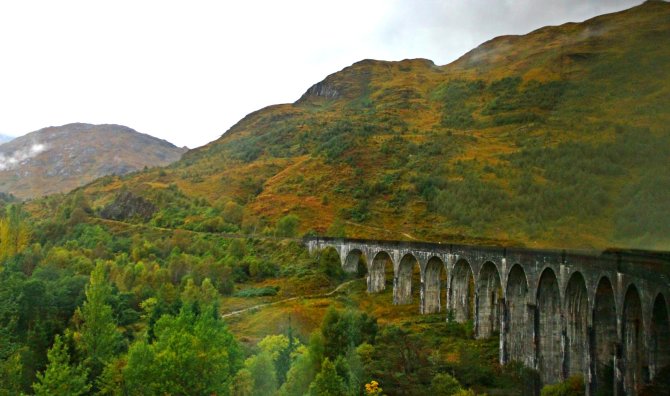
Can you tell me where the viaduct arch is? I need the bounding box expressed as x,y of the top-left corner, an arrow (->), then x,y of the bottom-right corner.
306,237 -> 670,395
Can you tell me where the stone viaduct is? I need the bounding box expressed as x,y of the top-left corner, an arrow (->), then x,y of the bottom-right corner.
305,237 -> 670,396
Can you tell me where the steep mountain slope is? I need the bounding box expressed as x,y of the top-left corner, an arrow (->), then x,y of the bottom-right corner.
0,123 -> 186,198
54,1 -> 670,250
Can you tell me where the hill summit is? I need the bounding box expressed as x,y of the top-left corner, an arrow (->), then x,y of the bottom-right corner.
51,1 -> 670,250
0,123 -> 186,198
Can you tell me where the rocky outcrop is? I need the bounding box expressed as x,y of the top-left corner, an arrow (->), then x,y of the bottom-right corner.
300,80 -> 341,100
100,191 -> 156,222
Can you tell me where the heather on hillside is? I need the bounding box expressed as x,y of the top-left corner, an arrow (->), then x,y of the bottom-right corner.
50,1 -> 670,251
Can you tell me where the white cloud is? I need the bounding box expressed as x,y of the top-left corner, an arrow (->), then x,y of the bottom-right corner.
0,143 -> 48,171
0,0 -> 643,148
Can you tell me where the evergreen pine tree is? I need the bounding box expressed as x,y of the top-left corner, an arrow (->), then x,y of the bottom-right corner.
276,316 -> 297,385
76,262 -> 122,383
247,352 -> 278,396
309,358 -> 347,396
33,335 -> 90,396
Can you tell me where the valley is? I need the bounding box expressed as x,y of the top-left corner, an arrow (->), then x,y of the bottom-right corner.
0,2 -> 669,395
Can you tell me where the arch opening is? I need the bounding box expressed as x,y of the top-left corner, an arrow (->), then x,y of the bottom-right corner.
320,246 -> 343,272
424,257 -> 446,314
396,254 -> 420,306
592,277 -> 617,395
344,249 -> 367,277
505,264 -> 530,365
368,251 -> 393,294
450,259 -> 475,323
476,261 -> 502,338
623,284 -> 648,395
650,293 -> 670,378
565,272 -> 588,379
536,267 -> 562,385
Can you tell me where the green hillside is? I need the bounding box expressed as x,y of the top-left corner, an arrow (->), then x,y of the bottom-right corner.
2,3 -> 670,395
37,1 -> 670,250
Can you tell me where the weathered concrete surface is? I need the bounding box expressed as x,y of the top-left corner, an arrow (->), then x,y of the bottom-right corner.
592,277 -> 618,395
537,268 -> 563,384
477,261 -> 502,338
396,254 -> 418,305
623,285 -> 646,395
650,294 -> 670,377
424,257 -> 445,314
369,251 -> 393,293
305,237 -> 670,395
451,259 -> 475,322
505,264 -> 531,366
565,272 -> 589,380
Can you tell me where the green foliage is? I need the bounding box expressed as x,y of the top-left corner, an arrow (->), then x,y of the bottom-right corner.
367,325 -> 424,391
246,351 -> 278,396
615,172 -> 670,244
345,199 -> 370,222
76,262 -> 123,383
431,372 -> 463,395
315,120 -> 379,163
0,204 -> 31,263
432,173 -> 508,228
276,214 -> 300,238
123,305 -> 241,395
223,201 -> 245,226
229,136 -> 264,163
435,79 -> 484,129
318,248 -> 345,280
484,78 -> 568,123
258,332 -> 299,386
279,345 -> 318,396
309,358 -> 347,396
540,375 -> 585,396
232,368 -> 254,396
228,239 -> 247,260
320,307 -> 377,360
0,351 -> 24,396
234,286 -> 280,298
32,335 -> 90,396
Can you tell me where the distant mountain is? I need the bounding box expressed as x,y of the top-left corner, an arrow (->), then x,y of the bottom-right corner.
0,123 -> 187,198
0,135 -> 14,144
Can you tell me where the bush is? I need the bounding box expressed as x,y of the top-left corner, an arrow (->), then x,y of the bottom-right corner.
233,286 -> 279,298
431,373 -> 462,395
276,215 -> 300,238
540,375 -> 585,396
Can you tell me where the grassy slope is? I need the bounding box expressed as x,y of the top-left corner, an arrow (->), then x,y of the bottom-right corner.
50,1 -> 670,250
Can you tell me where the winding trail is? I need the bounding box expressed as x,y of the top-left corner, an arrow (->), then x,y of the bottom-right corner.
221,278 -> 362,319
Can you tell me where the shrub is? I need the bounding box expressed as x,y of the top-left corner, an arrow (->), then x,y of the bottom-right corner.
431,373 -> 462,395
276,215 -> 300,238
233,286 -> 279,298
540,375 -> 585,396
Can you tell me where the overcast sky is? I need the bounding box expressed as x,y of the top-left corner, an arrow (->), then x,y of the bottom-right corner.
0,0 -> 642,148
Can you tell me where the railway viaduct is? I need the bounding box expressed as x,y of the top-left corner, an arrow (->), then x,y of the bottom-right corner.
305,237 -> 670,395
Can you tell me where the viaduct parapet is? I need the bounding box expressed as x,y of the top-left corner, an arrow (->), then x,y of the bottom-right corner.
304,237 -> 670,396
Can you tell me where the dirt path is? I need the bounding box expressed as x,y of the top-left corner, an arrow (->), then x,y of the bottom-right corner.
221,278 -> 362,319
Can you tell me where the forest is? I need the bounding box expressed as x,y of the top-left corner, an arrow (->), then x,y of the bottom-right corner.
0,195 -> 615,396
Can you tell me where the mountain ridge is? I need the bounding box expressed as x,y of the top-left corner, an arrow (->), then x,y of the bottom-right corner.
31,1 -> 670,250
1,123 -> 187,198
